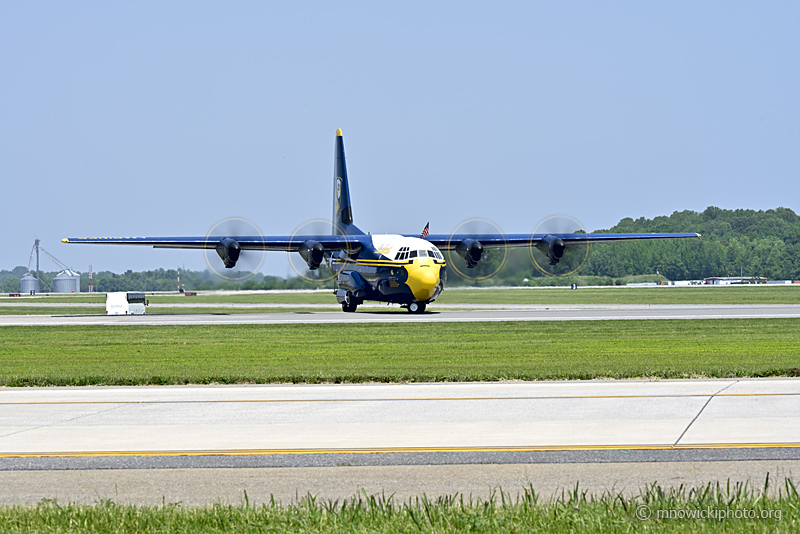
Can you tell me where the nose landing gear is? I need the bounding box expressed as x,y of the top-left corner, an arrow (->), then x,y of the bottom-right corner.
407,302 -> 426,313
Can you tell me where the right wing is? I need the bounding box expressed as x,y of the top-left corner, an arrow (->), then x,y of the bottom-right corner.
420,232 -> 701,250
62,235 -> 362,252
62,234 -> 363,269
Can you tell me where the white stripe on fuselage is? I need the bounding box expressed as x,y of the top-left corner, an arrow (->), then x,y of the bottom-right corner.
370,235 -> 443,261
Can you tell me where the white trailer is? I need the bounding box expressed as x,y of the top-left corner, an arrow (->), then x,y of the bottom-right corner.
106,292 -> 148,315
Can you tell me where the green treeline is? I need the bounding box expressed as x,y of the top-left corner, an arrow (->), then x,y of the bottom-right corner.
3,206 -> 798,292
586,206 -> 800,281
450,206 -> 800,286
0,267 -> 335,293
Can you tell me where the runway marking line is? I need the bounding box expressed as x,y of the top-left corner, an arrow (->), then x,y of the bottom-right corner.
2,443 -> 800,458
1,392 -> 798,406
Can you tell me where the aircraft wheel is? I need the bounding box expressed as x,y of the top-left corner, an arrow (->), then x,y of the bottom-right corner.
408,302 -> 426,313
342,292 -> 358,313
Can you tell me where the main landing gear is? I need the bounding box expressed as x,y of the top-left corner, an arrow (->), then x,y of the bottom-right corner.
407,302 -> 426,314
341,291 -> 360,313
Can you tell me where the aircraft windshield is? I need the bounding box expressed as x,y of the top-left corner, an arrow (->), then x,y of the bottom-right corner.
393,246 -> 444,261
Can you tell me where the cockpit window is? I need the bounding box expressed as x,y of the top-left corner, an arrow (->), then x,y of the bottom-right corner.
394,246 -> 445,261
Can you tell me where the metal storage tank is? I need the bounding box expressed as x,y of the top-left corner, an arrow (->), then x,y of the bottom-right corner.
20,272 -> 39,294
53,269 -> 81,293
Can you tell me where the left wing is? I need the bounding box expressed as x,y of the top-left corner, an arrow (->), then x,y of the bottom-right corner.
416,232 -> 700,267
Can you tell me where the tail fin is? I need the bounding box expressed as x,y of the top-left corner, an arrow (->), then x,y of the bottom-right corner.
332,129 -> 364,235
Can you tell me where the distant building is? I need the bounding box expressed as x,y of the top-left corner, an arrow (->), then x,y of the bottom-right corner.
703,276 -> 766,285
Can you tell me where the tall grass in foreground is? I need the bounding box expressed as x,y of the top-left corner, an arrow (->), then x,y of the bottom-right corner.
0,478 -> 797,533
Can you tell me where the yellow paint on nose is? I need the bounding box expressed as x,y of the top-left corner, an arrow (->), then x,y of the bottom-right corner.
406,260 -> 440,301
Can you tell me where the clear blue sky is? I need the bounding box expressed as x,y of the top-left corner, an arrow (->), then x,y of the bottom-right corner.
3,2 -> 798,276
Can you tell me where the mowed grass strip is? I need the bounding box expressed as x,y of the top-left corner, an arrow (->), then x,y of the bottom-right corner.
3,285 -> 799,306
436,285 -> 800,305
1,319 -> 798,386
0,306 -> 340,316
0,307 -> 104,316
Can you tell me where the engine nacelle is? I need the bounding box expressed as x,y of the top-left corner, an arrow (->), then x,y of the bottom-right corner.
535,235 -> 566,265
298,240 -> 325,270
456,239 -> 483,268
215,238 -> 241,268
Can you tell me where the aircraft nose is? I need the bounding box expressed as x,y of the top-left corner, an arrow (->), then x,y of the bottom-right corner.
408,266 -> 439,302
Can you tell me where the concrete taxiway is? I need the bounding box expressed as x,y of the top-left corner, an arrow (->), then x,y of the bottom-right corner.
1,379 -> 799,504
3,304 -> 800,326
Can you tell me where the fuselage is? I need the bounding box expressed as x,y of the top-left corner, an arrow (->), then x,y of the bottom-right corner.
330,235 -> 446,307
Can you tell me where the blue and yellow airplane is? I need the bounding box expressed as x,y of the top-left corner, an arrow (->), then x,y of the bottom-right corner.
64,129 -> 700,313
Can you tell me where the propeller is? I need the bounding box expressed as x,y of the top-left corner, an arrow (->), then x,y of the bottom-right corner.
286,218 -> 353,283
528,214 -> 591,277
203,217 -> 266,281
444,218 -> 509,281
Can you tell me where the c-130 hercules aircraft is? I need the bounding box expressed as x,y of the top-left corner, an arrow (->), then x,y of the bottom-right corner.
64,129 -> 700,313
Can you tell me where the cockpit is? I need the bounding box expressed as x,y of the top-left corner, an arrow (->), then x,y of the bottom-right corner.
394,246 -> 444,261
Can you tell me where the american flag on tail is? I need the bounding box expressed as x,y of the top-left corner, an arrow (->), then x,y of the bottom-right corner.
420,222 -> 429,238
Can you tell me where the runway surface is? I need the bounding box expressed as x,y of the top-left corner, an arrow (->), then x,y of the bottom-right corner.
2,379 -> 799,504
4,303 -> 800,325
1,379 -> 799,504
2,379 -> 799,459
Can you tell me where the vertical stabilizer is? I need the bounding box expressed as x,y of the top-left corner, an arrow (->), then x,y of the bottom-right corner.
332,129 -> 364,235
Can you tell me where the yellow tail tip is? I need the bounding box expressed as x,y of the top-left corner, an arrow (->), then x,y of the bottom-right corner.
336,128 -> 342,136
61,238 -> 69,243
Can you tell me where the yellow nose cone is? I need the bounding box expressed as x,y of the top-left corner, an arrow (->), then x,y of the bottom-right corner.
407,264 -> 439,302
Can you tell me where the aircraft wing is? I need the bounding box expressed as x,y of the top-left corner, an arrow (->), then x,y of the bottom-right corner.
61,235 -> 362,252
420,232 -> 701,249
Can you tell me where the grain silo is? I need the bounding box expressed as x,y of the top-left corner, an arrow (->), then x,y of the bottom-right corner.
20,272 -> 40,294
53,269 -> 81,293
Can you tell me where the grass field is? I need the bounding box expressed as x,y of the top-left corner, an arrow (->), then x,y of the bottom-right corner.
437,285 -> 800,305
1,286 -> 799,316
2,319 -> 798,386
0,306 -> 341,315
0,480 -> 796,533
1,285 -> 799,306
